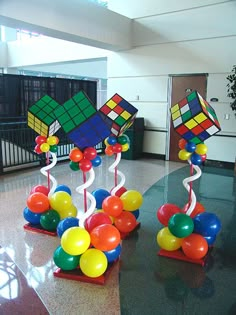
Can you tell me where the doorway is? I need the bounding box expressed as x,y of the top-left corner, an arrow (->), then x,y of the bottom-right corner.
168,74 -> 208,162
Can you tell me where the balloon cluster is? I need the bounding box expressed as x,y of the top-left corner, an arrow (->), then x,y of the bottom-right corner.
156,203 -> 221,260
178,139 -> 208,165
104,135 -> 130,156
24,184 -> 77,232
53,187 -> 143,277
34,135 -> 59,154
69,147 -> 102,172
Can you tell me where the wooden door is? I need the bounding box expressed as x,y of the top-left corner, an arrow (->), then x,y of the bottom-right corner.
168,75 -> 207,162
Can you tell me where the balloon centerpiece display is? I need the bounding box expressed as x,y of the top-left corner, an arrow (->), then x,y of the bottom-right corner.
156,91 -> 222,265
23,91 -> 143,284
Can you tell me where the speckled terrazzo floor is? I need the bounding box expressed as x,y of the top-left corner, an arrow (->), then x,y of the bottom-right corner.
0,156 -> 235,315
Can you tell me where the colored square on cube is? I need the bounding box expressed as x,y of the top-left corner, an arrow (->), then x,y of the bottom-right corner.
99,93 -> 138,136
54,91 -> 97,134
67,113 -> 110,150
27,95 -> 61,137
170,91 -> 221,144
54,91 -> 110,149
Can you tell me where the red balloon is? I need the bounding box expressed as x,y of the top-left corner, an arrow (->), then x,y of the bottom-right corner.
90,224 -> 121,251
157,203 -> 181,226
35,136 -> 47,145
112,143 -> 122,153
114,186 -> 127,197
201,154 -> 207,162
182,233 -> 208,260
178,138 -> 187,149
182,202 -> 205,218
79,158 -> 92,172
102,195 -> 123,217
83,147 -> 97,160
27,192 -> 50,213
69,148 -> 83,162
30,185 -> 49,196
34,144 -> 42,154
114,211 -> 137,233
85,212 -> 112,233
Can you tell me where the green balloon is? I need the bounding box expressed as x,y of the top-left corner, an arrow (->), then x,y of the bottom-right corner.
69,161 -> 80,171
165,276 -> 189,301
50,145 -> 58,153
168,213 -> 194,238
53,246 -> 80,270
117,135 -> 128,145
40,209 -> 60,231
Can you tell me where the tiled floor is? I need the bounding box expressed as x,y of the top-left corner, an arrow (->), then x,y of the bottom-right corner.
0,156 -> 235,315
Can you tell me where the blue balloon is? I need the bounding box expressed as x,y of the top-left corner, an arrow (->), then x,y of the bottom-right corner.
204,234 -> 217,246
193,212 -> 221,237
103,244 -> 122,263
190,153 -> 202,165
92,188 -> 110,209
191,277 -> 214,299
107,136 -> 117,145
131,209 -> 140,219
57,217 -> 79,238
91,155 -> 102,167
185,141 -> 196,153
54,185 -> 72,195
23,207 -> 41,225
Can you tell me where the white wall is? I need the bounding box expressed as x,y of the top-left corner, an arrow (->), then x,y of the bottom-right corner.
0,42 -> 7,68
107,0 -> 236,162
19,59 -> 107,80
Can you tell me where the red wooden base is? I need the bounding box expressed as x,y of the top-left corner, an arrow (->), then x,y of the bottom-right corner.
23,223 -> 57,236
120,222 -> 141,240
158,249 -> 210,266
53,260 -> 119,285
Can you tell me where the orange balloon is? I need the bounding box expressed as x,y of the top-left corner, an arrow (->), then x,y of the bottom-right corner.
182,202 -> 205,218
69,148 -> 83,162
114,211 -> 137,233
182,233 -> 208,260
90,224 -> 121,251
102,195 -> 123,217
105,145 -> 114,156
27,192 -> 50,213
178,138 -> 187,149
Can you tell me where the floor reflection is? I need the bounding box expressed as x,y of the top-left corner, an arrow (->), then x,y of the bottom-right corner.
0,246 -> 49,314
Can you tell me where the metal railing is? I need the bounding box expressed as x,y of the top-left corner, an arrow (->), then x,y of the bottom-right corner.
0,121 -> 103,174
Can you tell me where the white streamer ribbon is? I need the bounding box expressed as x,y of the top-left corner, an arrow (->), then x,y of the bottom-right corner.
40,152 -> 58,197
76,168 -> 96,228
182,159 -> 202,216
108,152 -> 126,196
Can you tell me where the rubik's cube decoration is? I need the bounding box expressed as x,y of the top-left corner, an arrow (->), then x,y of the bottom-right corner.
54,91 -> 110,150
27,95 -> 61,137
99,93 -> 138,136
170,91 -> 221,144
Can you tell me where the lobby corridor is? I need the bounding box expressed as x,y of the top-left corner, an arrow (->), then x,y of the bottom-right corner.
0,156 -> 235,315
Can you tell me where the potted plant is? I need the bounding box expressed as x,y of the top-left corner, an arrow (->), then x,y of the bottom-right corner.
226,65 -> 236,116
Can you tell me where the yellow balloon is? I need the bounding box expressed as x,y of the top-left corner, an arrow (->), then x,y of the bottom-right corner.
61,227 -> 90,256
104,138 -> 109,146
57,203 -> 77,219
121,143 -> 129,152
40,143 -> 50,153
47,136 -> 58,146
80,248 -> 108,278
120,190 -> 143,211
49,191 -> 72,211
157,227 -> 183,251
178,149 -> 191,161
195,143 -> 208,155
